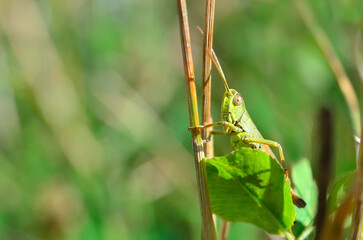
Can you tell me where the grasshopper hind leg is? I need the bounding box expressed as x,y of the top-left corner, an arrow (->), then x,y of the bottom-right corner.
291,189 -> 307,208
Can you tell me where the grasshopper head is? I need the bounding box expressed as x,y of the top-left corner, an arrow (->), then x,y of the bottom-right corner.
221,89 -> 246,131
206,49 -> 246,131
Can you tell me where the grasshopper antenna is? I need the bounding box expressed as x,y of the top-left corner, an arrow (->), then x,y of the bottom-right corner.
197,26 -> 230,92
206,49 -> 230,92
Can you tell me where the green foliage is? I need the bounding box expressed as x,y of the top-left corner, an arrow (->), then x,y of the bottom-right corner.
293,159 -> 317,225
206,148 -> 295,236
327,171 -> 355,213
0,0 -> 361,239
291,159 -> 317,239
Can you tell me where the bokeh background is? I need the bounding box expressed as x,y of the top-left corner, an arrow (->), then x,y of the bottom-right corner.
0,0 -> 362,239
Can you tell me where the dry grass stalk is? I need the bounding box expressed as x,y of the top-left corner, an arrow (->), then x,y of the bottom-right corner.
202,0 -> 216,159
177,0 -> 216,239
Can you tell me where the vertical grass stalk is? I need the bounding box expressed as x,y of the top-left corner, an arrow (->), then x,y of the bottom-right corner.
177,0 -> 217,239
201,2 -> 231,238
202,0 -> 215,159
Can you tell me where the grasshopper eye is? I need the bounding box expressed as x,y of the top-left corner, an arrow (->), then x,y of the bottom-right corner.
233,93 -> 243,106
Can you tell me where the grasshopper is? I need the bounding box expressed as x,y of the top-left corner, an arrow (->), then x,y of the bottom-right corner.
190,48 -> 306,208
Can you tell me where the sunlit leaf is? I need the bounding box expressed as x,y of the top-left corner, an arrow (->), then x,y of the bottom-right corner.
291,159 -> 317,239
206,148 -> 295,236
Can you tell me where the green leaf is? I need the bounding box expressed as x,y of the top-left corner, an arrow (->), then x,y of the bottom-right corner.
291,159 -> 317,239
206,148 -> 296,236
292,159 -> 317,225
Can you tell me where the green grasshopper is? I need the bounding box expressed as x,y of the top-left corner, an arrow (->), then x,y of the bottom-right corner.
190,48 -> 306,208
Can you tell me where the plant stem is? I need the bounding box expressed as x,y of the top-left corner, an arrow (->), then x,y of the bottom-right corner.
177,1 -> 216,239
320,191 -> 354,240
202,0 -> 215,159
314,108 -> 334,240
284,231 -> 295,240
218,221 -> 230,240
296,217 -> 315,240
201,2 -> 231,238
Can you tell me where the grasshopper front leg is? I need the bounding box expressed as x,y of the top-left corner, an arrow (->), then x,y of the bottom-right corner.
188,121 -> 243,133
242,136 -> 289,181
201,131 -> 229,144
189,122 -> 242,144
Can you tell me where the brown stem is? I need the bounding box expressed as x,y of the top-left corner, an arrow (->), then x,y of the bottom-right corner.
320,192 -> 354,240
201,2 -> 231,237
202,0 -> 215,159
177,0 -> 216,239
218,221 -> 230,240
314,108 -> 334,240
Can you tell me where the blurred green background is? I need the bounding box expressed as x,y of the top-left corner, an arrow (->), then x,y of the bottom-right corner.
0,0 -> 362,239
